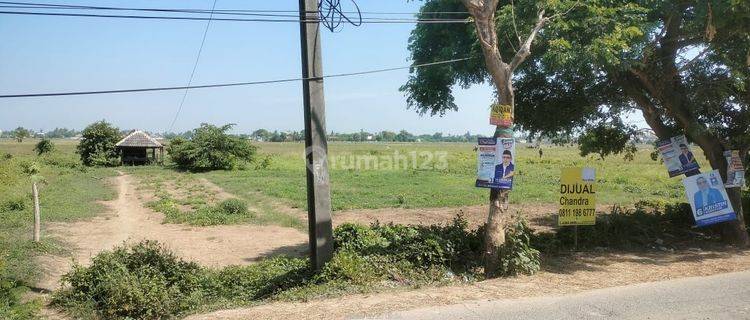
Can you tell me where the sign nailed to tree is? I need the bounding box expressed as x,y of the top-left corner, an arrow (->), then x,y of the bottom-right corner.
558,167 -> 597,226
475,137 -> 515,190
724,150 -> 745,188
656,135 -> 700,177
489,103 -> 513,128
682,170 -> 737,227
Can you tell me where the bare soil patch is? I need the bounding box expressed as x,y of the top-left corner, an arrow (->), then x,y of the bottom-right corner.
35,173 -> 308,292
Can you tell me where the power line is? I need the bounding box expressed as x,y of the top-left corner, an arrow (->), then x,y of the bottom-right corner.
0,1 -> 470,16
0,5 -> 463,21
168,0 -> 217,132
0,57 -> 474,99
0,10 -> 469,23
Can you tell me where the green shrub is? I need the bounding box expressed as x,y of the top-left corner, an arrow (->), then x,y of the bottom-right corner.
318,250 -> 384,285
167,124 -> 257,171
253,154 -> 274,170
77,121 -> 121,167
0,198 -> 26,212
533,204 -> 702,253
497,219 -> 540,276
216,198 -> 248,215
34,138 -> 55,155
53,241 -> 207,319
333,215 -> 483,273
211,257 -> 310,301
2,153 -> 12,160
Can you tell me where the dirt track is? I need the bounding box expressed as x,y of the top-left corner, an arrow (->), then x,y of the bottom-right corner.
36,172 -> 307,291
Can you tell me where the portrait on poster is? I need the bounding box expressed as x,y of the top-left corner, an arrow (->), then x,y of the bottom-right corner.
682,170 -> 737,227
657,135 -> 700,177
476,137 -> 515,190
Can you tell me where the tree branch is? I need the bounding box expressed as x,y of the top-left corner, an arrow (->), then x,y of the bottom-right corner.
509,9 -> 546,72
510,0 -> 522,46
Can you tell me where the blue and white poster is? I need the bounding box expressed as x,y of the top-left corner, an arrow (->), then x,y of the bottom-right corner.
476,137 -> 515,190
657,135 -> 700,177
682,170 -> 737,227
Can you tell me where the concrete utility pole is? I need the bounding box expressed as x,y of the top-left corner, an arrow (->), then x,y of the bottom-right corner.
298,0 -> 334,270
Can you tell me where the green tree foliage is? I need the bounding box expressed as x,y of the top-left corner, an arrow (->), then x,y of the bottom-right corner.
167,124 -> 257,171
45,128 -> 78,139
77,121 -> 121,167
250,129 -> 272,141
10,127 -> 31,143
395,130 -> 416,142
404,0 -> 750,245
34,138 -> 55,155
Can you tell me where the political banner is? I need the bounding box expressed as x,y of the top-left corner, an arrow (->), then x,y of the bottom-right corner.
558,167 -> 597,226
724,150 -> 746,188
657,135 -> 700,177
476,137 -> 515,190
489,103 -> 513,128
682,170 -> 737,227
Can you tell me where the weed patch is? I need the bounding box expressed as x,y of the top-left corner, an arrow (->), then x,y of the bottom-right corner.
532,203 -> 711,253
53,217 -> 540,319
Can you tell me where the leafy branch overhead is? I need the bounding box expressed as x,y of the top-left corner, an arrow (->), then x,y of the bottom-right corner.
402,1 -> 749,160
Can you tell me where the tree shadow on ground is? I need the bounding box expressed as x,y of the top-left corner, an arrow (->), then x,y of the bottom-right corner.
243,242 -> 309,263
540,248 -> 747,275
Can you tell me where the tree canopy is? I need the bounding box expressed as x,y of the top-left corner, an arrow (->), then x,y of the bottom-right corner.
403,0 -> 749,160
77,121 -> 121,167
167,124 -> 257,171
404,0 -> 750,246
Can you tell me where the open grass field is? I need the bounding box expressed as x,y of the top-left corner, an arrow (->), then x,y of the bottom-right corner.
202,141 -> 691,211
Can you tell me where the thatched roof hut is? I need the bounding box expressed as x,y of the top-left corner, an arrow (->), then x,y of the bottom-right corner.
116,130 -> 164,165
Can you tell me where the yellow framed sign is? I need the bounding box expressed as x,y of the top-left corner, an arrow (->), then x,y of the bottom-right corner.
558,167 -> 597,226
489,103 -> 513,128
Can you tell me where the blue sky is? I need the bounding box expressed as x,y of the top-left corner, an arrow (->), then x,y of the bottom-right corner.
0,0 -> 645,135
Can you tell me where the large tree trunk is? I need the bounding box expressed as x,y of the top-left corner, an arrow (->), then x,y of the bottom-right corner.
484,77 -> 514,277
461,0 -> 548,277
627,65 -> 750,247
706,147 -> 749,246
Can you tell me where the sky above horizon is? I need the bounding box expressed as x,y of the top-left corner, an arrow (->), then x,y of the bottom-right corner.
0,0 -> 647,135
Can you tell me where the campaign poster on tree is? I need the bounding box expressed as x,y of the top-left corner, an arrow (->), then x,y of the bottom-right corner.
682,170 -> 737,227
558,167 -> 597,226
724,150 -> 746,188
656,135 -> 700,177
489,103 -> 513,128
476,137 -> 515,190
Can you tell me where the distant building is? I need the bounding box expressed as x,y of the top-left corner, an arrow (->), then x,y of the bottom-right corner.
115,130 -> 164,165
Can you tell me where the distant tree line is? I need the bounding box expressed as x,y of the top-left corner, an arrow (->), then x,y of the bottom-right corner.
247,129 -> 484,143
4,126 -> 530,144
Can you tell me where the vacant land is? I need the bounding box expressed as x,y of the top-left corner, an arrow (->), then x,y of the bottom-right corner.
1,138 -> 739,320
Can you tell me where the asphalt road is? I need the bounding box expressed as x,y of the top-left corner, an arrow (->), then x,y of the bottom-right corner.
363,271 -> 750,320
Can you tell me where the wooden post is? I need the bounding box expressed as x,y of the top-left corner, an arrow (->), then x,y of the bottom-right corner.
32,181 -> 41,242
299,0 -> 334,270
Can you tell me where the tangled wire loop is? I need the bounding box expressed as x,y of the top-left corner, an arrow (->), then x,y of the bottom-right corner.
317,0 -> 362,32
